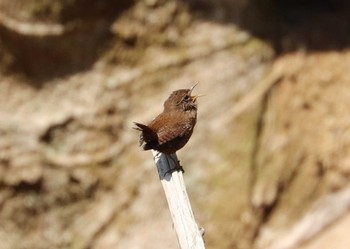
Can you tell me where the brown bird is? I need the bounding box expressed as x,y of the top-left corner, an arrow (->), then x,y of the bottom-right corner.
134,84 -> 199,172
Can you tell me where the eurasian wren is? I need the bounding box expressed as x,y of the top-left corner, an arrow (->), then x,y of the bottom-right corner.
134,84 -> 199,159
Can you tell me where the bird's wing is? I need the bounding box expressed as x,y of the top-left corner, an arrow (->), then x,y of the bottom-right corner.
156,122 -> 191,145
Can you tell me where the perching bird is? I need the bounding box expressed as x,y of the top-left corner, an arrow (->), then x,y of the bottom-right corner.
134,84 -> 199,172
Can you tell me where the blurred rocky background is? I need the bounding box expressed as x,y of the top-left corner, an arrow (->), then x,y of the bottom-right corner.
1,0 -> 350,248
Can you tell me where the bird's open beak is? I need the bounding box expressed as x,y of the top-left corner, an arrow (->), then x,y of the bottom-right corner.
190,83 -> 204,102
191,94 -> 205,102
190,83 -> 198,94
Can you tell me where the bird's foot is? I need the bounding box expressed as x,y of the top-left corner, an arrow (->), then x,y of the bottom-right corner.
174,163 -> 185,174
163,161 -> 185,177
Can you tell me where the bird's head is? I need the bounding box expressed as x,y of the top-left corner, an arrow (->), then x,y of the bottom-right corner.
164,84 -> 201,112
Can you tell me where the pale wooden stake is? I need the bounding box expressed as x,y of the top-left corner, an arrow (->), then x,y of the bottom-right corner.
152,150 -> 206,249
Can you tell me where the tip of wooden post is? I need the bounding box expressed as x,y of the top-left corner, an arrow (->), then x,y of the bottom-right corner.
150,150 -> 206,248
152,150 -> 182,180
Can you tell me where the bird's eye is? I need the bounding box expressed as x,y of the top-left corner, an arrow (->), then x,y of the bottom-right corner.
183,95 -> 190,101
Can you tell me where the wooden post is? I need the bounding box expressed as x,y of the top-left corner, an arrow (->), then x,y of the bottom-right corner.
152,150 -> 206,249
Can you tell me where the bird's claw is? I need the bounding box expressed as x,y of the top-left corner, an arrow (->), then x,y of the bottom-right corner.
163,164 -> 185,177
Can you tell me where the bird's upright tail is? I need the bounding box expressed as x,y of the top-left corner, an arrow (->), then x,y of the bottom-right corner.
133,122 -> 157,149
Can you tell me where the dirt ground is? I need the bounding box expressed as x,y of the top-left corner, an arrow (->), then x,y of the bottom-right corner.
1,1 -> 350,249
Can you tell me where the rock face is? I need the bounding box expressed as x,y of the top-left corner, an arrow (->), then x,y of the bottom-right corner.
0,1 -> 350,249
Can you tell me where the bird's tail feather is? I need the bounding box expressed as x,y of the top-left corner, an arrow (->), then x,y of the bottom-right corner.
133,122 -> 157,149
133,122 -> 152,132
